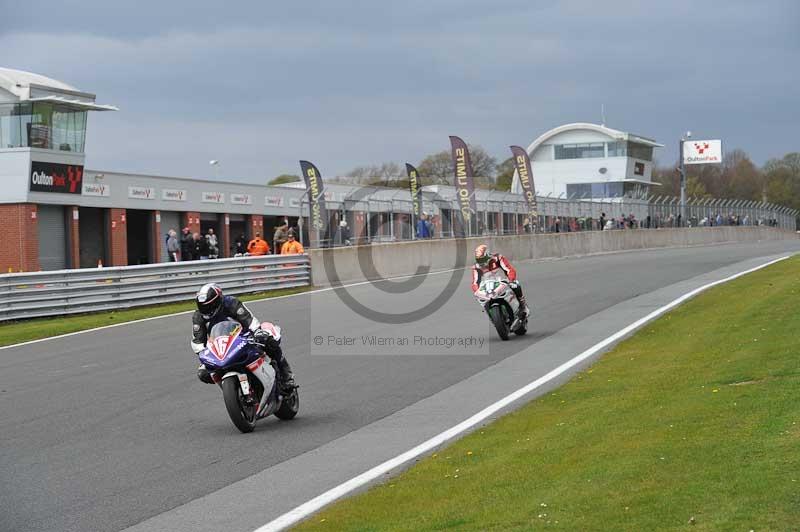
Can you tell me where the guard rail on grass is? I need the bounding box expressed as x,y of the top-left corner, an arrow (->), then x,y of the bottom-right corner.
0,255 -> 311,322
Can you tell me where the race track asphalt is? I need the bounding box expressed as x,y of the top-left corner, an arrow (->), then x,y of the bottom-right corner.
1,239 -> 798,532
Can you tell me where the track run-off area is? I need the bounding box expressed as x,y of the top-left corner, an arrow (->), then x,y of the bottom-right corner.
1,239 -> 799,532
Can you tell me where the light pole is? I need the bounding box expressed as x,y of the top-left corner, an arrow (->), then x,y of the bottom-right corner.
678,131 -> 691,226
209,160 -> 220,179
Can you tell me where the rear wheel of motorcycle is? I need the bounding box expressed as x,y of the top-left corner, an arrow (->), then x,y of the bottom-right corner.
488,306 -> 510,341
222,378 -> 256,433
275,388 -> 299,420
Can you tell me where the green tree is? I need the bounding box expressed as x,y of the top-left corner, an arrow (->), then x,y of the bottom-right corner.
763,152 -> 800,210
495,157 -> 515,191
686,175 -> 710,198
268,174 -> 301,186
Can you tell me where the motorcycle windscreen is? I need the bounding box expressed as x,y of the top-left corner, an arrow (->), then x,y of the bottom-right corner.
201,321 -> 244,367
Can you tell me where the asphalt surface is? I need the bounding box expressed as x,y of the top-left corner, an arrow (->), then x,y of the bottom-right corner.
1,239 -> 798,532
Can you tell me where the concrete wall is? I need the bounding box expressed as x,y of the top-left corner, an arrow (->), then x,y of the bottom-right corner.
308,227 -> 797,287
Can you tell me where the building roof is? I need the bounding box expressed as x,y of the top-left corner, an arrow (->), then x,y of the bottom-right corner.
511,122 -> 663,193
0,67 -> 117,111
524,122 -> 663,154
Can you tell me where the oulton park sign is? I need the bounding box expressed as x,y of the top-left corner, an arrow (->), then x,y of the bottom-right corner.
29,161 -> 84,194
683,139 -> 722,165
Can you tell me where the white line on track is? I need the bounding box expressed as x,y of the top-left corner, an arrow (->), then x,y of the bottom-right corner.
254,254 -> 791,532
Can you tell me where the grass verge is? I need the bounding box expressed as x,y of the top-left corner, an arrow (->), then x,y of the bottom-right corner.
0,286 -> 311,347
295,256 -> 800,531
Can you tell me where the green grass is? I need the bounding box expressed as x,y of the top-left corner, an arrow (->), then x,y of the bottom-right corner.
0,286 -> 310,347
295,256 -> 800,531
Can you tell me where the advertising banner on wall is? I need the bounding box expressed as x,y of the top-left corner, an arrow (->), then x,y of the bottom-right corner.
128,186 -> 155,200
202,191 -> 225,204
82,182 -> 110,197
683,139 -> 722,165
29,161 -> 83,194
509,146 -> 538,226
162,188 -> 187,201
449,136 -> 477,234
230,193 -> 252,205
265,195 -> 286,208
299,160 -> 328,235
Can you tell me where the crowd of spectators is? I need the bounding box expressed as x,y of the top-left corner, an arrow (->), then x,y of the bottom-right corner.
164,217 -> 305,261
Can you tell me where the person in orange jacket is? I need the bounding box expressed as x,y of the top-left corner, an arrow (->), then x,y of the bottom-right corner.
280,229 -> 304,255
247,233 -> 270,255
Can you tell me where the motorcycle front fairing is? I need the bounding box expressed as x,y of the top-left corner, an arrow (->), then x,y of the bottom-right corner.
198,321 -> 262,374
475,277 -> 518,311
198,321 -> 279,418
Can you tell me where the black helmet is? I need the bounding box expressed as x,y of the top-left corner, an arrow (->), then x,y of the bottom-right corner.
196,283 -> 223,319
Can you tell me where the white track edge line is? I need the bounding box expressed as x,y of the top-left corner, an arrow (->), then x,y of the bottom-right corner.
254,254 -> 791,532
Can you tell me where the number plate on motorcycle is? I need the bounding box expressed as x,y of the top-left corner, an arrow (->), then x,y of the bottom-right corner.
238,374 -> 251,395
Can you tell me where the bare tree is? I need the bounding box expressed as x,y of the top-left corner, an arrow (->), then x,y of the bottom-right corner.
416,144 -> 497,184
417,151 -> 452,183
343,162 -> 403,185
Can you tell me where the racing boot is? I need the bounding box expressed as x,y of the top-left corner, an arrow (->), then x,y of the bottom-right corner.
276,356 -> 297,392
517,296 -> 531,319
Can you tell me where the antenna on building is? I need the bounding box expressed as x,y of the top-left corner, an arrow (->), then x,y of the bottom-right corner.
601,104 -> 606,127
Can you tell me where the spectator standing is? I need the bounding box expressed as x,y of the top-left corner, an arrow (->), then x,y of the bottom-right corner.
166,229 -> 180,262
234,234 -> 246,256
522,217 -> 532,234
599,212 -> 606,232
247,233 -> 270,255
206,228 -> 219,259
280,229 -> 305,254
273,221 -> 289,254
193,232 -> 210,260
416,212 -> 431,239
337,219 -> 351,246
180,227 -> 194,261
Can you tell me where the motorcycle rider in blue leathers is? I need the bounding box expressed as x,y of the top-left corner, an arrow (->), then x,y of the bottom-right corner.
191,283 -> 296,390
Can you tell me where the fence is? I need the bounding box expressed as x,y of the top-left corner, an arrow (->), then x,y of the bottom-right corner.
0,255 -> 311,322
303,191 -> 798,248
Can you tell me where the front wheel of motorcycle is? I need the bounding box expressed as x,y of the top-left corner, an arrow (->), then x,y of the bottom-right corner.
222,377 -> 257,433
488,305 -> 510,341
275,388 -> 299,420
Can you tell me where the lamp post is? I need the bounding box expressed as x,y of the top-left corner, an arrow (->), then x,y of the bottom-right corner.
678,131 -> 691,227
209,160 -> 220,179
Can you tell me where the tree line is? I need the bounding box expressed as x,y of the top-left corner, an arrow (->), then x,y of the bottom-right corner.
268,146 -> 800,211
653,150 -> 800,210
267,144 -> 517,190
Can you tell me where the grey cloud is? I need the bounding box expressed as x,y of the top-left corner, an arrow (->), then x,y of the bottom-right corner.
4,0 -> 799,179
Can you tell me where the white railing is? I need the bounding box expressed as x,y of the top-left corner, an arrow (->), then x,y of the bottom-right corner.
0,255 -> 311,322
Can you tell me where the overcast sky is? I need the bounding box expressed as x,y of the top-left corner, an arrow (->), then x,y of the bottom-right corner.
3,0 -> 798,182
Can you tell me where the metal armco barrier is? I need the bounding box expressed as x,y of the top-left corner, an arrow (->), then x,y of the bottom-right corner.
0,255 -> 311,322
